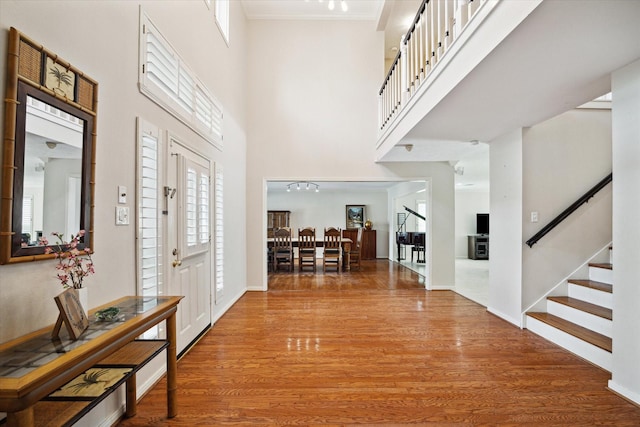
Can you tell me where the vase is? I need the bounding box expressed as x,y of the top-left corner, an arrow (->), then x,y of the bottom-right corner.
364,219 -> 373,230
75,287 -> 89,317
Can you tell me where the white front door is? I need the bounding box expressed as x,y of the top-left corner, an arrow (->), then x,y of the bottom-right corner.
166,136 -> 212,354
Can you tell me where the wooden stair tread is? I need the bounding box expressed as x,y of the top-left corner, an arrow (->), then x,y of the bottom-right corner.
547,296 -> 612,320
589,262 -> 612,270
567,279 -> 612,293
527,312 -> 612,352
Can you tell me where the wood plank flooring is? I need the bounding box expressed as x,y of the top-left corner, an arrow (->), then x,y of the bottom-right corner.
118,260 -> 640,426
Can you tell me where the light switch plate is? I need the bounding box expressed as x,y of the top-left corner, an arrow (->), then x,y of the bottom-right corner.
531,211 -> 538,223
116,206 -> 129,225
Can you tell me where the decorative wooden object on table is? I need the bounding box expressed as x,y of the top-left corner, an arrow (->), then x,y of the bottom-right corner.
0,296 -> 182,427
51,288 -> 89,340
297,227 -> 316,272
323,227 -> 342,272
272,227 -> 293,272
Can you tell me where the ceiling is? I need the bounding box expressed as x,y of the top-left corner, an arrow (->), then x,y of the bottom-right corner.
240,0 -> 383,21
240,0 -> 421,61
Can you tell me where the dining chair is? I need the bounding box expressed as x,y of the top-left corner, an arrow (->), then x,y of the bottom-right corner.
347,227 -> 363,270
323,227 -> 342,272
273,227 -> 293,272
298,227 -> 317,272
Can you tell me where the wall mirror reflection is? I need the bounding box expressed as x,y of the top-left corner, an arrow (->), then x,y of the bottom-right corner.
22,93 -> 85,246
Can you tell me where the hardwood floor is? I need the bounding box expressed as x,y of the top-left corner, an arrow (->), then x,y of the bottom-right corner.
118,260 -> 640,426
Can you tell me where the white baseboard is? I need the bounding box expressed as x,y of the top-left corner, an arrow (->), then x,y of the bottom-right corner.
487,307 -> 522,327
213,289 -> 246,324
608,379 -> 640,407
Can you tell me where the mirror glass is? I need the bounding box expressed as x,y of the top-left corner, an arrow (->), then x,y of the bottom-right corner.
9,81 -> 93,258
21,95 -> 84,246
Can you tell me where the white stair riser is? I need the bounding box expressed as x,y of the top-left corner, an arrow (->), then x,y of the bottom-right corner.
589,266 -> 613,285
526,316 -> 611,371
547,300 -> 612,338
568,284 -> 612,309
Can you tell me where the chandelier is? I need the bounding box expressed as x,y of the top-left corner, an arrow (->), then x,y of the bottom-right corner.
286,181 -> 320,192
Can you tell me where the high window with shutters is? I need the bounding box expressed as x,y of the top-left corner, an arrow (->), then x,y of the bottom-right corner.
139,9 -> 223,149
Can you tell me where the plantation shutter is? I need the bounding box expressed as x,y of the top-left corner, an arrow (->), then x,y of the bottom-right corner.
214,164 -> 224,302
180,155 -> 210,258
137,119 -> 163,339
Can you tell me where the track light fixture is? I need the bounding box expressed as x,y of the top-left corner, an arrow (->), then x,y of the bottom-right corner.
286,181 -> 320,193
318,0 -> 348,12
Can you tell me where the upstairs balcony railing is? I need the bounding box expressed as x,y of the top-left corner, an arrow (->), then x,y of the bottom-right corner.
378,0 -> 486,132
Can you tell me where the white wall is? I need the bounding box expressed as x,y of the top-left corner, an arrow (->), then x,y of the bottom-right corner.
609,58 -> 640,406
245,20 -> 456,290
0,1 -> 249,423
521,108 -> 612,310
268,189 -> 389,258
387,166 -> 455,290
488,129 -> 523,326
0,0 -> 248,342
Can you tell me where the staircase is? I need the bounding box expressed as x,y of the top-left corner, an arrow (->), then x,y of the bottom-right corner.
525,251 -> 613,371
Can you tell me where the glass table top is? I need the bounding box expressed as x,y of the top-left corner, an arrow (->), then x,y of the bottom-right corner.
0,297 -> 171,379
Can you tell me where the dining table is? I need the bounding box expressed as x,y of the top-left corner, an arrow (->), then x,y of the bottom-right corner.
267,237 -> 353,271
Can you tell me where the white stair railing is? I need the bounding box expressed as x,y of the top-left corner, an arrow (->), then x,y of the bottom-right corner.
378,0 -> 486,132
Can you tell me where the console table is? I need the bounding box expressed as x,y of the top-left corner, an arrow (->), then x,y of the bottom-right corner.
0,296 -> 182,426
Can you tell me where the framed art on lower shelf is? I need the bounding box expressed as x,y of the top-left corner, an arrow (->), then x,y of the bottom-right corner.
346,205 -> 365,229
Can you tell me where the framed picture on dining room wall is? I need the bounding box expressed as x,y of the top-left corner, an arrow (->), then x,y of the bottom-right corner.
346,205 -> 365,229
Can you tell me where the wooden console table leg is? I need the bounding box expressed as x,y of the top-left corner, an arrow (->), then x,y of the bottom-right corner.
6,406 -> 34,427
125,374 -> 137,417
166,311 -> 178,418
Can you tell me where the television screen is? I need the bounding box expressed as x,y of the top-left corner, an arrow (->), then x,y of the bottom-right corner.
476,213 -> 489,235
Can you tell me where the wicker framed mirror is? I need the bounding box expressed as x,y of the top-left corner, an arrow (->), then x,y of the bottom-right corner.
1,27 -> 97,264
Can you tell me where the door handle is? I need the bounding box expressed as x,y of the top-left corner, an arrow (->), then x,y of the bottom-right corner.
172,248 -> 182,268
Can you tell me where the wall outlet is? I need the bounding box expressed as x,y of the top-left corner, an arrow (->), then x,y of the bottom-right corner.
116,206 -> 129,225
